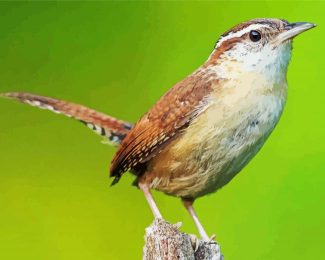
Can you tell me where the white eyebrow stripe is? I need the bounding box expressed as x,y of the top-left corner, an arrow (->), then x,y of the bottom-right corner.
216,24 -> 269,48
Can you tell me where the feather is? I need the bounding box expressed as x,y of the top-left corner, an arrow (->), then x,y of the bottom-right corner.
1,92 -> 132,146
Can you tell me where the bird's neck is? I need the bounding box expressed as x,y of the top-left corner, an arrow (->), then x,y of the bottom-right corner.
204,42 -> 292,87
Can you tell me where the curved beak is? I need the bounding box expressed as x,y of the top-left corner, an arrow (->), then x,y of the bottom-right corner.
276,22 -> 316,43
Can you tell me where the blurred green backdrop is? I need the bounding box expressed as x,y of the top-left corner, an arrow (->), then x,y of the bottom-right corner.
0,1 -> 323,259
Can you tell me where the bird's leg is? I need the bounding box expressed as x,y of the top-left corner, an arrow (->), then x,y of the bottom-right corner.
182,199 -> 210,241
139,182 -> 163,219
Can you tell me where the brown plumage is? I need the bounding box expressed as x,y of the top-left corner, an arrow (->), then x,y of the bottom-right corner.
1,18 -> 315,240
110,69 -> 217,182
110,18 -> 290,185
1,92 -> 132,145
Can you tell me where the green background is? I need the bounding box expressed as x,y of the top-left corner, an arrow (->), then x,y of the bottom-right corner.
0,1 -> 323,259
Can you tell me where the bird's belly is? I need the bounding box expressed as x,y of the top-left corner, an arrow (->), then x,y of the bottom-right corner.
145,94 -> 286,199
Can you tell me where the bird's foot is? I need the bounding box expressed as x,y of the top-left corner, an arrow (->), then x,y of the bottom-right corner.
189,233 -> 217,251
207,234 -> 217,244
173,221 -> 183,229
189,234 -> 200,252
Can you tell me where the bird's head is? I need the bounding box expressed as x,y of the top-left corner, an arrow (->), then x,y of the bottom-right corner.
207,18 -> 315,81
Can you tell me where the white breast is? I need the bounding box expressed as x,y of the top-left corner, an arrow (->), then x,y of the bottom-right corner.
203,93 -> 286,192
156,79 -> 287,198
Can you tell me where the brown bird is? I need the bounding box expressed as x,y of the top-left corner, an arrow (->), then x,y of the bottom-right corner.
1,18 -> 315,240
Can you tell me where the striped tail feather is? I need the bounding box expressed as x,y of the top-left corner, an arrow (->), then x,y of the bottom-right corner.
0,92 -> 132,146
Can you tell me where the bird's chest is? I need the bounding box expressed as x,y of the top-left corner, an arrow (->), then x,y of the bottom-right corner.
194,94 -> 285,191
148,90 -> 286,198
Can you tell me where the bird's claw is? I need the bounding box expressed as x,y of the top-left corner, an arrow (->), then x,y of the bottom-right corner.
208,234 -> 217,244
189,234 -> 200,252
174,222 -> 182,229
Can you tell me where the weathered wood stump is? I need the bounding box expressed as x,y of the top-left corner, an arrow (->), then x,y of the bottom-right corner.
143,219 -> 223,260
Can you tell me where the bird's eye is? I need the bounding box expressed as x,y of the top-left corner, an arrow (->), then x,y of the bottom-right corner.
249,30 -> 261,42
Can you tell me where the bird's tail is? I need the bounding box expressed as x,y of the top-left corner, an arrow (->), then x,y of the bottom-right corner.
0,92 -> 132,146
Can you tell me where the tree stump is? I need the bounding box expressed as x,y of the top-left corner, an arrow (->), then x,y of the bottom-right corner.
143,219 -> 223,260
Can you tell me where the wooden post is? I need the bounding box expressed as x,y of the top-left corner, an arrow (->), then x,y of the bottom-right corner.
143,219 -> 223,260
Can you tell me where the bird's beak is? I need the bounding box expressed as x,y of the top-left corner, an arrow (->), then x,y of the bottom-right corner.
276,22 -> 316,43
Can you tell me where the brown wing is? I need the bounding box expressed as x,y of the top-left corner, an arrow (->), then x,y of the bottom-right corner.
1,92 -> 132,146
110,70 -> 217,183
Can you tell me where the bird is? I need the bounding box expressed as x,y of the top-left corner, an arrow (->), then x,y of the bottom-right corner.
0,18 -> 315,241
